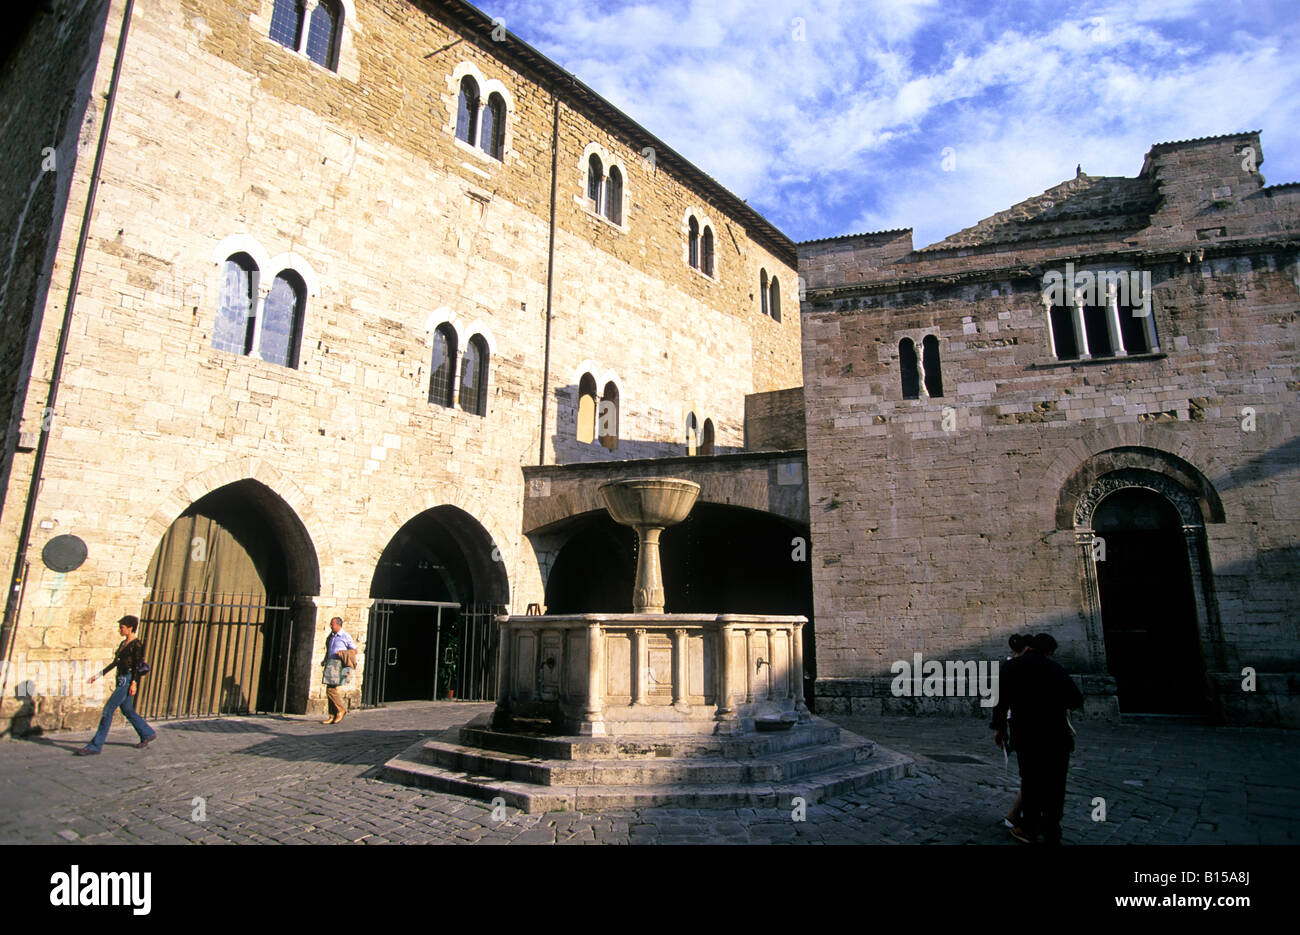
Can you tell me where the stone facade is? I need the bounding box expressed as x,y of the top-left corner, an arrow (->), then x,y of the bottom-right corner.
800,133 -> 1300,726
0,0 -> 801,734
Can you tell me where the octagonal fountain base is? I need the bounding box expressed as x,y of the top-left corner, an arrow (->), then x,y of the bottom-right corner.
381,612 -> 913,812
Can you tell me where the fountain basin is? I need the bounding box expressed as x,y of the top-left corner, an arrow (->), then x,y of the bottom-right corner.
492,613 -> 810,736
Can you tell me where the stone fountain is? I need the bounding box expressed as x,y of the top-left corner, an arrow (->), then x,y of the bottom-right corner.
382,478 -> 909,812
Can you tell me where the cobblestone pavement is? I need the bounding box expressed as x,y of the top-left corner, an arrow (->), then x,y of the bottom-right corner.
0,702 -> 1295,845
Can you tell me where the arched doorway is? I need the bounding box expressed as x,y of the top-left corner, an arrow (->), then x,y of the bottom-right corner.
137,480 -> 320,719
365,507 -> 508,704
542,503 -> 817,703
1092,488 -> 1209,714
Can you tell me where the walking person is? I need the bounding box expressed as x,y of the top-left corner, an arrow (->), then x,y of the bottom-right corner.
998,633 -> 1032,829
77,615 -> 156,755
992,633 -> 1083,843
321,616 -> 357,724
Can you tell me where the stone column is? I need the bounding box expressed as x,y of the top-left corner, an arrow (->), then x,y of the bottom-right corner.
581,620 -> 605,736
632,627 -> 647,705
715,620 -> 738,731
492,615 -> 513,728
672,628 -> 688,708
1072,294 -> 1090,359
1105,290 -> 1126,356
744,627 -> 754,703
793,622 -> 810,720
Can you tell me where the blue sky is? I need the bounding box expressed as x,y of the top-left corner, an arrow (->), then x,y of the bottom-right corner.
483,0 -> 1300,247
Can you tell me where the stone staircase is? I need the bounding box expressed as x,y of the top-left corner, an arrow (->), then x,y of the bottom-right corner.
381,713 -> 913,812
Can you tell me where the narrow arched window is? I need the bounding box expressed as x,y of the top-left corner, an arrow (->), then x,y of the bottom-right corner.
459,335 -> 488,416
605,166 -> 622,224
922,334 -> 944,398
587,154 -> 604,214
261,271 -> 306,368
760,269 -> 769,316
702,226 -> 714,277
599,382 -> 619,450
481,93 -> 505,160
577,372 -> 597,443
213,254 -> 258,356
456,76 -> 479,146
305,0 -> 342,70
269,0 -> 304,52
688,217 -> 699,269
429,324 -> 457,407
900,338 -> 920,399
685,411 -> 699,455
700,419 -> 715,455
769,276 -> 781,322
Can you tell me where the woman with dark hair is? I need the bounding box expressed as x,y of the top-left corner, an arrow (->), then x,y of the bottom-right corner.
77,615 -> 156,755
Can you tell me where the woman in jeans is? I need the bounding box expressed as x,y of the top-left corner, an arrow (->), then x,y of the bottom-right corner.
77,615 -> 157,755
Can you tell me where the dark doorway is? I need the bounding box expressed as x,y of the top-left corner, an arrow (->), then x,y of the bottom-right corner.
1094,488 -> 1209,714
366,507 -> 507,704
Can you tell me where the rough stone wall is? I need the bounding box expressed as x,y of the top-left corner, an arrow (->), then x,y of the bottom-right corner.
800,133 -> 1300,725
0,0 -> 801,733
744,387 -> 805,451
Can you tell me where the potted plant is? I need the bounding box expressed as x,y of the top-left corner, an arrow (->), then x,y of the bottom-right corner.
439,638 -> 459,700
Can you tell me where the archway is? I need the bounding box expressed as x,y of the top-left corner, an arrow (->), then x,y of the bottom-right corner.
1092,488 -> 1210,714
366,506 -> 508,704
137,479 -> 320,719
541,503 -> 817,703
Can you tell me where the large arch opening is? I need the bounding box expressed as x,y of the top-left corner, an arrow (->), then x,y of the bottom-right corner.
365,506 -> 508,704
541,503 -> 817,703
137,480 -> 320,719
1093,488 -> 1210,714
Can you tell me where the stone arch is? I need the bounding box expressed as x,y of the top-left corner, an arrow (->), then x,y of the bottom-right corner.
362,488 -> 514,607
1053,443 -> 1224,530
1061,454 -> 1225,698
129,459 -> 334,596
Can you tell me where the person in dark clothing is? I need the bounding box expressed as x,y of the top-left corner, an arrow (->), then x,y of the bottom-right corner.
991,633 -> 1082,843
77,615 -> 156,755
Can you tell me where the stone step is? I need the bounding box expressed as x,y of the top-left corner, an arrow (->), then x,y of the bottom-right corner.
458,719 -> 843,761
415,735 -> 874,786
381,745 -> 912,814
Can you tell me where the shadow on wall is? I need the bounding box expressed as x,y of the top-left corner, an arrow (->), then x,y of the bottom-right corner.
551,383 -> 743,463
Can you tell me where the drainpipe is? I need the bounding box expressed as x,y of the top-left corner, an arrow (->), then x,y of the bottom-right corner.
0,0 -> 135,662
538,94 -> 559,465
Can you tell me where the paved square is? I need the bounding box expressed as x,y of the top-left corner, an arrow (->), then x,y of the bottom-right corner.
0,702 -> 1294,845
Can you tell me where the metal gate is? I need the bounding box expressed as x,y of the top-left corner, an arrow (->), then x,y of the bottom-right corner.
362,600 -> 503,706
136,590 -> 295,719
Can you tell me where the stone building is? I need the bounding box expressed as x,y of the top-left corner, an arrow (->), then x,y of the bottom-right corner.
800,132 -> 1300,726
0,0 -> 805,734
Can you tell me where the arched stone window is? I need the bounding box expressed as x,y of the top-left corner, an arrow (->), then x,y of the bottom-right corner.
1083,304 -> 1113,358
598,381 -> 619,450
1049,305 -> 1081,360
261,270 -> 306,368
213,253 -> 258,356
899,338 -> 920,399
688,217 -> 700,269
305,0 -> 343,70
701,226 -> 715,277
481,92 -> 505,160
605,165 -> 622,224
587,154 -> 604,215
459,335 -> 488,416
700,418 -> 715,455
922,334 -> 943,398
769,275 -> 781,322
429,324 -> 458,408
685,411 -> 699,456
269,0 -> 304,52
456,76 -> 479,146
760,269 -> 769,316
577,372 -> 598,444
